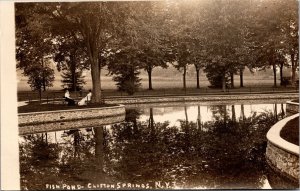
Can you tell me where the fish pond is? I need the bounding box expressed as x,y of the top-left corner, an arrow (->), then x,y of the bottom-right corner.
19,100 -> 298,190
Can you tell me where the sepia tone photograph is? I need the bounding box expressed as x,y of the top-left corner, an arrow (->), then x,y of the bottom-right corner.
2,0 -> 299,190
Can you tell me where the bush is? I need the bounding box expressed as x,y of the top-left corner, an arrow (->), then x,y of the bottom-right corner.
112,67 -> 141,95
281,77 -> 291,87
205,65 -> 230,88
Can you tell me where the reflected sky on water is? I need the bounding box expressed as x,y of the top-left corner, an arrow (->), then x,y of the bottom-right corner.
19,102 -> 297,190
138,103 -> 286,126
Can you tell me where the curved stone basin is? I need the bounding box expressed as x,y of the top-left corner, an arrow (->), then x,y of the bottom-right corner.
19,114 -> 125,135
286,101 -> 299,115
18,105 -> 126,135
266,113 -> 299,182
18,105 -> 125,126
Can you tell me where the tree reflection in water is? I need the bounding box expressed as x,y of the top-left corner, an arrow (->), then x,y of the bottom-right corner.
19,104 -> 287,190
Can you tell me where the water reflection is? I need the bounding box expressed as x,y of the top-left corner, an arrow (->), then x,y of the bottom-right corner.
20,103 -> 295,190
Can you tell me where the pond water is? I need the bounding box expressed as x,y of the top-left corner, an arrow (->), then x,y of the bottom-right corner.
19,101 -> 298,190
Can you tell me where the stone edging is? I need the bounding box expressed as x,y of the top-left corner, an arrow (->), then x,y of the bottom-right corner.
266,113 -> 299,181
286,101 -> 299,115
18,105 -> 126,126
267,113 -> 299,155
105,93 -> 299,105
19,115 -> 125,135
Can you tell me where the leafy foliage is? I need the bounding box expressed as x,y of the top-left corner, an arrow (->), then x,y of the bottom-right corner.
107,50 -> 141,95
61,70 -> 86,91
27,66 -> 55,92
53,35 -> 89,91
16,4 -> 55,94
15,0 -> 299,94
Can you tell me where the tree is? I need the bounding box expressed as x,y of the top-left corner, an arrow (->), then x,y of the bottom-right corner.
16,3 -> 55,99
276,53 -> 288,86
107,49 -> 141,95
248,0 -> 298,87
190,43 -> 207,89
44,2 -> 129,103
172,49 -> 191,91
53,35 -> 89,91
26,64 -> 55,100
204,64 -> 230,89
60,70 -> 86,91
140,49 -> 168,90
193,56 -> 206,89
199,0 -> 252,92
127,1 -> 169,90
165,1 -> 197,91
107,1 -> 169,93
276,0 -> 298,86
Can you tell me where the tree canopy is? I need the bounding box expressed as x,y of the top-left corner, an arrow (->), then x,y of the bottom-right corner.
16,0 -> 299,99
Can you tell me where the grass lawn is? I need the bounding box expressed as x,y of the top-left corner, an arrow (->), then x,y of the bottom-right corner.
280,117 -> 299,146
17,85 -> 298,102
18,70 -> 287,91
18,101 -> 116,114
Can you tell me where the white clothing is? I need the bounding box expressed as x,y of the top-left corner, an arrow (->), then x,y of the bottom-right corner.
78,92 -> 92,106
65,91 -> 70,98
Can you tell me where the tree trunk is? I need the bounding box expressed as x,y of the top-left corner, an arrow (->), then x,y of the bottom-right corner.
279,62 -> 284,86
272,63 -> 277,87
85,30 -> 102,103
196,67 -> 200,89
241,104 -> 245,121
42,77 -> 46,91
73,72 -> 76,92
231,105 -> 236,122
147,67 -> 153,90
73,130 -> 80,158
94,126 -> 104,172
42,58 -> 46,91
295,55 -> 299,84
222,73 -> 226,92
239,68 -> 244,87
223,105 -> 227,126
274,104 -> 278,121
291,53 -> 298,86
281,103 -> 285,117
149,107 -> 154,129
149,108 -> 155,137
184,105 -> 188,124
230,72 -> 234,89
183,66 -> 187,90
90,58 -> 102,103
71,57 -> 77,92
39,89 -> 42,101
197,105 -> 201,130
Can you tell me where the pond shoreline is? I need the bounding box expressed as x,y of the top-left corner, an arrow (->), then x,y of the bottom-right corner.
105,93 -> 298,105
18,93 -> 297,112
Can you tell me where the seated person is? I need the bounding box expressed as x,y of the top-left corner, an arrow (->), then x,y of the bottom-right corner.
78,90 -> 92,106
64,89 -> 76,106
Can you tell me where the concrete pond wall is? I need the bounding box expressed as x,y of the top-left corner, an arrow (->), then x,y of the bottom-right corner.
18,105 -> 125,134
266,113 -> 299,182
286,101 -> 299,115
105,93 -> 299,105
19,115 -> 125,135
